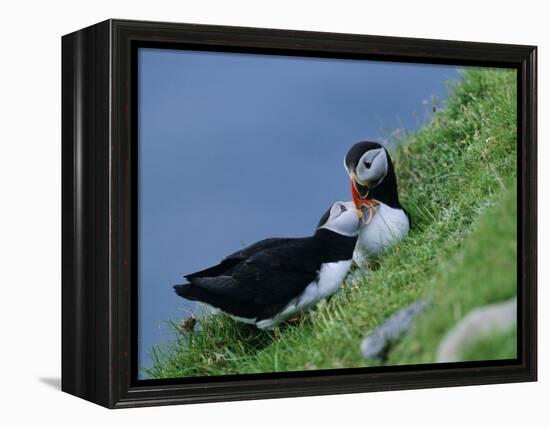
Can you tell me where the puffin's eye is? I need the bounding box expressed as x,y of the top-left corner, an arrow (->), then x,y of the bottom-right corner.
339,204 -> 347,213
364,160 -> 372,169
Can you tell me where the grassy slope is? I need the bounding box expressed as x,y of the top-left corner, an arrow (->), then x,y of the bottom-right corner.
386,183 -> 517,364
461,326 -> 517,362
146,68 -> 518,379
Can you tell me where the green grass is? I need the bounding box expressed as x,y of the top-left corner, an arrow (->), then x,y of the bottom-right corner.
460,326 -> 517,362
146,68 -> 518,379
386,184 -> 517,364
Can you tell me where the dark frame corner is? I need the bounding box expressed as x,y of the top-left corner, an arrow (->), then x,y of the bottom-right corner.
62,19 -> 537,409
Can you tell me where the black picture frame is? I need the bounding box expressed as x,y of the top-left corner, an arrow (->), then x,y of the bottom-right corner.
61,19 -> 537,408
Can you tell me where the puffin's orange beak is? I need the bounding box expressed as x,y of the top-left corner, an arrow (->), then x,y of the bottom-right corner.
350,179 -> 363,219
351,179 -> 361,209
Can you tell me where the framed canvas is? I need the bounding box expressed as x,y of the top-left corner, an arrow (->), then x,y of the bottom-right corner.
61,19 -> 537,408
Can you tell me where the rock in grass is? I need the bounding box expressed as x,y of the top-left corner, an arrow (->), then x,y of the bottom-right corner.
436,297 -> 517,363
361,299 -> 431,360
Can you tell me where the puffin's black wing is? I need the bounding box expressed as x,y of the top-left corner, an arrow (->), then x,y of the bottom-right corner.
176,238 -> 321,320
184,238 -> 294,280
232,244 -> 320,304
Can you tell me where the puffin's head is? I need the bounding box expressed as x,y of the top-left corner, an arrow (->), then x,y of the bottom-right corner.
344,141 -> 389,189
344,141 -> 390,210
316,201 -> 361,237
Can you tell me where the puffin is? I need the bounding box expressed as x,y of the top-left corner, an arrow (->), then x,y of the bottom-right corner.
344,141 -> 410,265
174,201 -> 360,330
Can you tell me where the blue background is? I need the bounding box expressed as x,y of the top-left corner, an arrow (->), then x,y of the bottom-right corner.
138,47 -> 459,377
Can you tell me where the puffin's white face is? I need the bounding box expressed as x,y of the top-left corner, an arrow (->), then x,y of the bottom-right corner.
353,148 -> 388,188
318,201 -> 361,237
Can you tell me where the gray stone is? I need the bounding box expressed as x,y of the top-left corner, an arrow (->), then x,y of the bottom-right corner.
436,297 -> 517,363
361,299 -> 431,360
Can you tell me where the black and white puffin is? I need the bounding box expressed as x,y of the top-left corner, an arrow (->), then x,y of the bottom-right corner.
344,141 -> 410,265
174,201 -> 361,330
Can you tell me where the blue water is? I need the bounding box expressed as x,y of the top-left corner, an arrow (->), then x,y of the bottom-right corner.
138,47 -> 459,377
